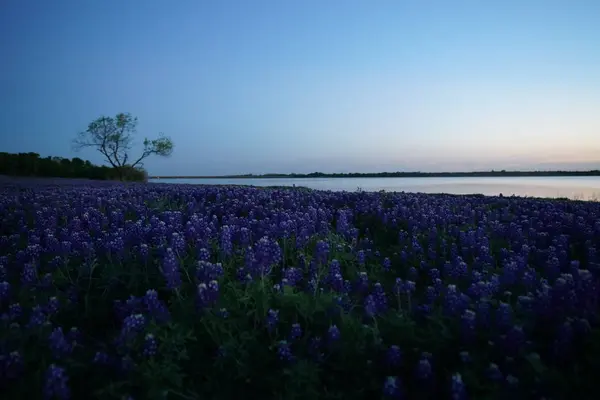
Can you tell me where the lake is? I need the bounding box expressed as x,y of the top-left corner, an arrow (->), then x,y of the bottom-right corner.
149,176 -> 600,200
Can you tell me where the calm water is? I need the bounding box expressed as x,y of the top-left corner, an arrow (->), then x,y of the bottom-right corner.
149,177 -> 600,200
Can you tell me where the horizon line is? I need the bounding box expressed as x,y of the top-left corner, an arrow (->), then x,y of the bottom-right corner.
149,169 -> 600,179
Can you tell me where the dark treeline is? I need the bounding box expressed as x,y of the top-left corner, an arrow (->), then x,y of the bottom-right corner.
0,152 -> 147,181
153,169 -> 600,179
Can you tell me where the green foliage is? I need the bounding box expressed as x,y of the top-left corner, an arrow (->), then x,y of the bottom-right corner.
0,152 -> 147,181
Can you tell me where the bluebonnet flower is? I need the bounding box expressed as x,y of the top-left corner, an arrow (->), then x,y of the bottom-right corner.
197,247 -> 211,261
138,243 -> 149,260
504,325 -> 526,355
216,345 -> 227,359
386,345 -> 402,367
407,266 -> 418,280
428,268 -> 441,281
239,227 -> 251,246
48,327 -> 73,359
383,257 -> 391,271
443,284 -> 462,316
40,273 -> 53,288
336,209 -> 352,237
364,295 -> 377,318
487,363 -> 503,382
450,373 -> 467,400
266,309 -> 279,332
328,325 -> 341,343
372,282 -> 388,313
249,236 -> 282,277
554,320 -> 574,357
424,286 -> 437,303
495,302 -> 513,331
383,376 -> 403,398
290,323 -> 302,341
460,309 -> 477,341
170,232 -> 186,254
276,340 -> 294,362
459,351 -> 471,363
220,225 -> 233,256
356,271 -> 370,293
46,296 -> 60,316
343,279 -> 352,294
143,289 -> 170,324
357,250 -> 366,266
8,303 -> 21,321
0,281 -> 10,301
505,375 -> 519,388
65,286 -> 78,306
0,351 -> 24,381
416,357 -> 432,380
197,281 -> 219,310
403,280 -> 416,295
160,248 -> 182,289
116,313 -> 146,350
196,261 -> 224,282
27,305 -> 47,328
315,240 -> 329,264
217,308 -> 229,318
475,300 -> 491,328
143,334 -> 158,357
43,364 -> 70,400
283,267 -> 303,287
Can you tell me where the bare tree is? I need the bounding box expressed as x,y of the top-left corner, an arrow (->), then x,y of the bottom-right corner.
73,113 -> 173,180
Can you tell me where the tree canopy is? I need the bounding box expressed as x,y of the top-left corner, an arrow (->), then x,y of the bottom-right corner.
0,152 -> 147,181
73,113 -> 173,180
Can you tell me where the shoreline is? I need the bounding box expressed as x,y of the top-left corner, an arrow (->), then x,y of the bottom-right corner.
150,171 -> 600,179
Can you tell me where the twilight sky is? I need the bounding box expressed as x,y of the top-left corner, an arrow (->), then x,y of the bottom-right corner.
1,0 -> 600,175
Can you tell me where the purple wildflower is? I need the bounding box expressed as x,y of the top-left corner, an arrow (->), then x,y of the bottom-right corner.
196,281 -> 219,310
416,357 -> 432,380
0,281 -> 10,301
290,323 -> 302,341
143,289 -> 170,324
266,309 -> 279,332
0,351 -> 24,381
383,257 -> 391,271
160,248 -> 182,290
48,328 -> 73,359
328,324 -> 341,343
43,364 -> 70,400
386,345 -> 402,367
383,376 -> 403,398
27,305 -> 47,328
143,334 -> 158,357
276,340 -> 294,362
450,373 -> 467,400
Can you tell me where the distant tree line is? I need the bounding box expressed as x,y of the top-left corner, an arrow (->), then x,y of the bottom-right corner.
0,152 -> 147,181
154,169 -> 600,179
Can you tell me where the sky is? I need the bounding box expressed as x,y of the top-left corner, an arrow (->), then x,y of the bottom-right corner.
1,0 -> 600,176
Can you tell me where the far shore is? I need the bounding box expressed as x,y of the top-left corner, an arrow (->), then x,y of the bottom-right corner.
149,170 -> 600,180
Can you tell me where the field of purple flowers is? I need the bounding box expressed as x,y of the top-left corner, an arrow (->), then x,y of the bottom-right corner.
1,179 -> 599,399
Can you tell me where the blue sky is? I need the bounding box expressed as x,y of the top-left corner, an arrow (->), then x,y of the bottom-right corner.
1,0 -> 600,175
